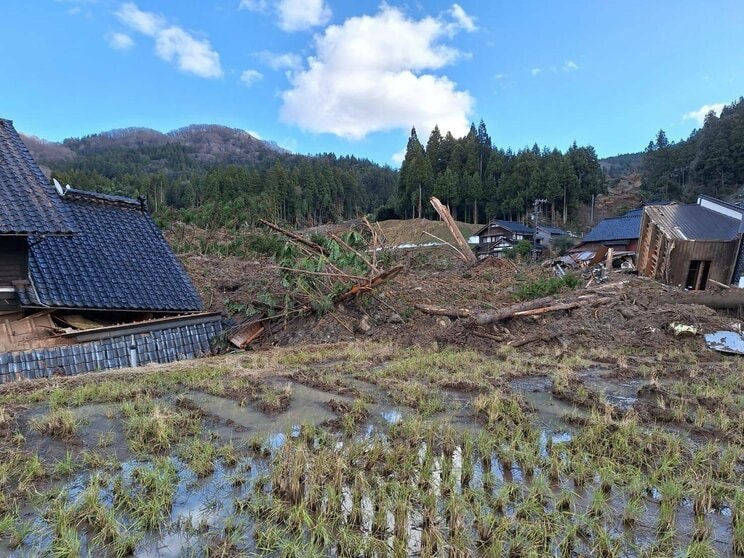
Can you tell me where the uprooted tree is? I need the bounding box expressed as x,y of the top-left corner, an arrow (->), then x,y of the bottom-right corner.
228,219 -> 402,348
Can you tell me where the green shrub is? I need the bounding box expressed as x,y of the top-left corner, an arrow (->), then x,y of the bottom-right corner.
513,273 -> 581,300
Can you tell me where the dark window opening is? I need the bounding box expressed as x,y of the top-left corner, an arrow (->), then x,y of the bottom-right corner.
685,260 -> 711,290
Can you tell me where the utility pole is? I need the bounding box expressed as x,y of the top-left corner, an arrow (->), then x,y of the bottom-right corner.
590,193 -> 595,225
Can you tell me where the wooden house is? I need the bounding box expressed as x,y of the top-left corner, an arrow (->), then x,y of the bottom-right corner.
474,219 -> 536,258
570,209 -> 642,258
636,195 -> 744,289
535,225 -> 569,248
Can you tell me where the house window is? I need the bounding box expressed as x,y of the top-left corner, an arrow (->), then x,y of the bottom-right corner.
685,260 -> 711,290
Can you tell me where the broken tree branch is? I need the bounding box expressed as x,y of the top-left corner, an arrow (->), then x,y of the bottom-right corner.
259,219 -> 328,256
421,231 -> 467,261
330,233 -> 378,273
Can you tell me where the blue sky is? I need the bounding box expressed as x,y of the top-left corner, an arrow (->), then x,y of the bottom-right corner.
1,0 -> 743,165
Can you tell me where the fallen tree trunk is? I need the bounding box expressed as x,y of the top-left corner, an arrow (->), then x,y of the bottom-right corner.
474,295 -> 609,325
512,301 -> 581,317
473,296 -> 561,325
414,304 -> 472,319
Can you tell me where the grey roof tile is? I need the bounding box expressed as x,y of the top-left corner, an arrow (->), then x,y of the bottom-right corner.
0,119 -> 75,235
23,189 -> 202,312
582,213 -> 642,243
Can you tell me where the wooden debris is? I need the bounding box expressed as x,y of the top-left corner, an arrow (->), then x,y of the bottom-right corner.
228,313 -> 266,349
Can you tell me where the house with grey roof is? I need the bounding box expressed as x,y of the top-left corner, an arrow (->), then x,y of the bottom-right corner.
473,219 -> 538,258
570,210 -> 643,257
535,224 -> 570,249
0,118 -> 221,381
637,195 -> 744,289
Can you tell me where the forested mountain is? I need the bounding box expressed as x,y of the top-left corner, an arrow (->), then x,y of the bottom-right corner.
393,122 -> 605,225
642,97 -> 744,201
24,126 -> 397,228
600,152 -> 644,178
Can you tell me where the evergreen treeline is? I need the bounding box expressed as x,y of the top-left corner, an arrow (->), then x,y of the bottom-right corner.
642,97 -> 744,201
48,141 -> 397,228
392,122 -> 605,225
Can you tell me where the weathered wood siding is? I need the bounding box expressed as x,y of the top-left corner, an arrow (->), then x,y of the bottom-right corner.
0,316 -> 222,383
0,237 -> 27,285
663,239 -> 739,287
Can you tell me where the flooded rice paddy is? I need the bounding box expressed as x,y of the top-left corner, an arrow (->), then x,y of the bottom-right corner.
0,342 -> 741,556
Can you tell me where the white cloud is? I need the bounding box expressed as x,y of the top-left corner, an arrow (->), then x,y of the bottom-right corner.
240,69 -> 263,86
277,0 -> 331,31
279,4 -> 474,140
256,50 -> 303,71
531,67 -> 541,76
391,148 -> 407,164
238,0 -> 268,11
448,3 -> 476,32
684,102 -> 725,126
106,31 -> 134,50
246,129 -> 262,139
115,2 -> 162,35
564,60 -> 579,71
115,2 -> 223,79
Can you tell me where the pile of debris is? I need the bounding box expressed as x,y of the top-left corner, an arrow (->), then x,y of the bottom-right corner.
227,218 -> 402,349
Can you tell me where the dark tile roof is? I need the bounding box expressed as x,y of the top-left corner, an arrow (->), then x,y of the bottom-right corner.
19,189 -> 202,312
0,119 -> 75,235
582,213 -> 642,243
645,204 -> 740,240
538,225 -> 568,235
476,219 -> 534,236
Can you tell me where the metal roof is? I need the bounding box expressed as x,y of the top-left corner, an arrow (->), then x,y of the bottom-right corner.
644,203 -> 740,241
18,189 -> 203,312
0,119 -> 75,235
582,213 -> 642,243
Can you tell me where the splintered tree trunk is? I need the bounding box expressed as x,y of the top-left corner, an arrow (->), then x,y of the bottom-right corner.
430,197 -> 477,265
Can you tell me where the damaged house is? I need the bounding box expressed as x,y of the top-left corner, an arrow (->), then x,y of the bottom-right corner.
569,209 -> 642,263
636,194 -> 744,290
0,118 -> 221,382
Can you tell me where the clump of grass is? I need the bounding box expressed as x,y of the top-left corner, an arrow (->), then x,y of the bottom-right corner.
256,383 -> 293,414
179,438 -> 217,477
125,404 -> 199,453
113,457 -> 178,530
97,431 -> 115,448
29,409 -> 80,438
54,451 -> 78,478
388,380 -> 445,416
